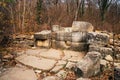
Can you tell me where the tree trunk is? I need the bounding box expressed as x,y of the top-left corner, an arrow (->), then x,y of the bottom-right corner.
75,0 -> 80,21
9,5 -> 15,34
18,1 -> 21,33
22,0 -> 26,33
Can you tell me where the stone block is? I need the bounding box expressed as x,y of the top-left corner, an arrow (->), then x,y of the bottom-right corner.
72,51 -> 101,78
87,32 -> 109,45
72,21 -> 94,32
72,32 -> 87,42
34,30 -> 51,40
89,45 -> 113,58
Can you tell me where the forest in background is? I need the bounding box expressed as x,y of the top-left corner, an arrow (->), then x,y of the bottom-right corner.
0,0 -> 120,37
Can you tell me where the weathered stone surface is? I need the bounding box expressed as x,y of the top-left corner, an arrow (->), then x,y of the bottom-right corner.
52,25 -> 64,32
87,32 -> 109,45
114,63 -> 120,68
73,51 -> 101,77
42,76 -> 60,80
64,27 -> 72,32
55,32 -> 87,42
16,54 -> 57,71
55,32 -> 72,41
89,45 -> 113,58
105,55 -> 113,62
39,49 -> 63,60
62,50 -> 85,62
36,40 -> 51,48
72,21 -> 94,32
65,62 -> 76,69
51,60 -> 67,73
34,30 -> 51,39
52,40 -> 70,49
100,59 -> 109,67
0,67 -> 37,80
70,42 -> 89,51
72,32 -> 87,42
52,40 -> 88,51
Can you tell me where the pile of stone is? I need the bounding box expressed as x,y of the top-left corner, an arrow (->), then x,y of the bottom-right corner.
13,34 -> 34,47
34,21 -> 94,51
34,21 -> 115,57
33,21 -> 120,78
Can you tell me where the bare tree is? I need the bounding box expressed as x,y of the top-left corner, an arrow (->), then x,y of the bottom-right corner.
98,0 -> 112,21
21,0 -> 26,33
75,0 -> 85,20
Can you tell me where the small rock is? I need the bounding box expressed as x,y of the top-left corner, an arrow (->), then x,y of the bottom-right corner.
100,59 -> 109,67
56,70 -> 67,79
3,54 -> 13,59
65,62 -> 76,69
114,63 -> 120,68
105,55 -> 113,62
34,70 -> 42,74
77,78 -> 91,80
65,71 -> 76,80
42,76 -> 60,80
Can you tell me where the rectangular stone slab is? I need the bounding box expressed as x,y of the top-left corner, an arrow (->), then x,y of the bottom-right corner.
16,54 -> 57,71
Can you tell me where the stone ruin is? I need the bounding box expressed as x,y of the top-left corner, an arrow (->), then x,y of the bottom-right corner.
33,21 -> 112,78
34,21 -> 110,53
1,21 -> 120,80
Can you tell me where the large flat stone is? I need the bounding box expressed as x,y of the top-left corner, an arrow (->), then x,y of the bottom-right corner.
16,54 -> 57,71
0,67 -> 37,80
34,30 -> 51,39
62,50 -> 85,62
39,49 -> 64,60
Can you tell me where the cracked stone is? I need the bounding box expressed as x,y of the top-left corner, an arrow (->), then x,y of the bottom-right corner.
16,54 -> 57,71
0,67 -> 37,80
51,60 -> 67,73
